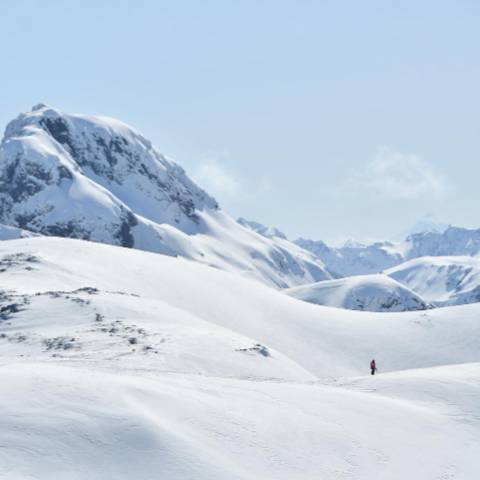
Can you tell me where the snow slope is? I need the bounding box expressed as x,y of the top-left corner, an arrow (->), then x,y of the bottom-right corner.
3,362 -> 480,480
0,104 -> 330,288
1,236 -> 480,478
387,256 -> 480,307
2,236 -> 480,376
284,273 -> 430,312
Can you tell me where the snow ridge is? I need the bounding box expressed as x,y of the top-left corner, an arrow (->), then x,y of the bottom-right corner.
285,273 -> 430,312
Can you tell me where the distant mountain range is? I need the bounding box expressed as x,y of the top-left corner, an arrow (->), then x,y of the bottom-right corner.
240,219 -> 480,310
1,104 -> 479,310
295,226 -> 480,277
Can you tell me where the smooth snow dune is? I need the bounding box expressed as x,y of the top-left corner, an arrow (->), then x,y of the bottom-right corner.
284,273 -> 429,312
1,237 -> 480,377
1,363 -> 479,480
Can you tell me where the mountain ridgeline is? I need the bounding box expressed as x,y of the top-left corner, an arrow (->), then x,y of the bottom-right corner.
295,227 -> 480,277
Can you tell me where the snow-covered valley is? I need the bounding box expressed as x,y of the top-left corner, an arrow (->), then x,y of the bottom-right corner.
1,237 -> 480,479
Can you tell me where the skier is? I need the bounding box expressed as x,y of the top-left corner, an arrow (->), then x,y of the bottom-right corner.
370,359 -> 377,375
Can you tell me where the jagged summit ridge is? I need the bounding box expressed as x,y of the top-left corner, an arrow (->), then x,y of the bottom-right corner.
2,104 -> 217,232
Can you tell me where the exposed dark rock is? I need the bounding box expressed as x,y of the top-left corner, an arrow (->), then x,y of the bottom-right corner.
40,117 -> 77,157
43,336 -> 77,351
0,253 -> 40,272
236,343 -> 270,357
42,222 -> 91,240
116,210 -> 137,248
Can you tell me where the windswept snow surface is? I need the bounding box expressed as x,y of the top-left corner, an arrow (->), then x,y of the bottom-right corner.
1,237 -> 480,478
387,256 -> 480,307
284,274 -> 430,312
3,363 -> 480,480
0,104 -> 331,288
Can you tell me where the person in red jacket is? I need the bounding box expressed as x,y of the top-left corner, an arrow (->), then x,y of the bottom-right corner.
370,359 -> 377,375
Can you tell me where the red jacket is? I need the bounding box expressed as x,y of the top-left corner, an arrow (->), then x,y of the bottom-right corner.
370,360 -> 376,370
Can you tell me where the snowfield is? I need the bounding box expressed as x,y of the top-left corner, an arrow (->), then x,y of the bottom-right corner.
284,273 -> 430,312
1,236 -> 480,478
3,363 -> 480,480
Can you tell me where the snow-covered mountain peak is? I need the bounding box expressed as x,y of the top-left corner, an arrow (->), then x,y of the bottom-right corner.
341,239 -> 366,248
5,103 -> 145,147
402,215 -> 451,238
405,226 -> 480,259
2,104 -> 218,229
0,105 -> 332,288
0,105 -> 220,237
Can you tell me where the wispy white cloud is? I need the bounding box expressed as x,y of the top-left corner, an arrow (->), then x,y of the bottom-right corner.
347,147 -> 449,199
193,159 -> 242,197
193,157 -> 272,201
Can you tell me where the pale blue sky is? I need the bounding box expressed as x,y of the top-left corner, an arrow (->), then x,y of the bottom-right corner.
1,0 -> 479,242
